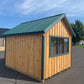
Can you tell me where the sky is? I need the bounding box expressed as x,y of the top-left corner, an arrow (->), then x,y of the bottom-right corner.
0,0 -> 84,29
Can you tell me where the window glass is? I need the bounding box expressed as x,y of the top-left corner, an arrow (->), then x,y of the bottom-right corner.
50,36 -> 69,57
51,37 -> 58,56
64,38 -> 69,53
58,38 -> 64,54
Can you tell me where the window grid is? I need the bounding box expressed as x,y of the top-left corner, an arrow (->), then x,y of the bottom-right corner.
50,36 -> 69,57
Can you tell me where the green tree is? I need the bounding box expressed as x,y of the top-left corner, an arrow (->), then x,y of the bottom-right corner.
71,23 -> 81,45
75,20 -> 84,38
71,20 -> 84,44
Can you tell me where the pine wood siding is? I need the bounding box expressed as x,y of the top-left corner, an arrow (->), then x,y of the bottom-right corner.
43,19 -> 72,79
6,34 -> 42,80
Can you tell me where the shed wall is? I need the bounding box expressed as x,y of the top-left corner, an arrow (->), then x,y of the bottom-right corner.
6,34 -> 42,80
43,19 -> 72,79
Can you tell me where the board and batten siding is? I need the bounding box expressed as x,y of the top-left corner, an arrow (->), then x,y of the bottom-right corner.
43,19 -> 72,79
6,34 -> 42,81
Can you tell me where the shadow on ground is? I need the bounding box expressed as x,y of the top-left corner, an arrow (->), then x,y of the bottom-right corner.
0,48 -> 84,84
0,52 -> 39,83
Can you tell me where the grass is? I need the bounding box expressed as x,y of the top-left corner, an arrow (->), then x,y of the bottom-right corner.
72,45 -> 84,48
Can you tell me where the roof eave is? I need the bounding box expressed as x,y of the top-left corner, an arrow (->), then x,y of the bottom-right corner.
44,14 -> 76,37
1,13 -> 76,37
1,31 -> 45,37
64,15 -> 76,37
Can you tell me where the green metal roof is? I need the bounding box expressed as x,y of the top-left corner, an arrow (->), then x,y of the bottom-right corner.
2,13 -> 76,37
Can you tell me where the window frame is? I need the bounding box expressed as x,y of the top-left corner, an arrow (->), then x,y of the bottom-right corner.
49,35 -> 69,58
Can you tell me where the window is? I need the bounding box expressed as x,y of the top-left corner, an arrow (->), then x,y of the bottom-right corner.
51,37 -> 58,56
50,36 -> 69,57
58,38 -> 64,54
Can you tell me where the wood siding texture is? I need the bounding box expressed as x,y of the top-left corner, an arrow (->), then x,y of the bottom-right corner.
6,34 -> 42,80
43,19 -> 72,79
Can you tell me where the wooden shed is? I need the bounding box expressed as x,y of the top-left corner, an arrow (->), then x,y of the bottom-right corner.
2,13 -> 76,82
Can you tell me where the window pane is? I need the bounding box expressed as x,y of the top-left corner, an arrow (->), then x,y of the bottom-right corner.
58,38 -> 64,54
64,38 -> 69,53
50,36 -> 69,57
51,37 -> 57,56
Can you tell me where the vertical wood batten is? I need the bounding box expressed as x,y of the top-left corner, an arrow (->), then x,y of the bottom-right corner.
71,38 -> 72,67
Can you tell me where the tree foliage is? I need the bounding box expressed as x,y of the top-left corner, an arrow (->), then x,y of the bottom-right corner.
71,20 -> 84,44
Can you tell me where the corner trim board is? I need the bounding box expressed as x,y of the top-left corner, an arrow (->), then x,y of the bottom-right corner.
71,38 -> 72,67
41,35 -> 45,80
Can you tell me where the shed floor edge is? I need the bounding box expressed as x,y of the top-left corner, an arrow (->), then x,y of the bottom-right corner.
5,65 -> 42,82
44,66 -> 71,80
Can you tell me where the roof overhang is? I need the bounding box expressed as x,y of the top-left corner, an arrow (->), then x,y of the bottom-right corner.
2,31 -> 45,37
1,13 -> 76,37
64,15 -> 76,37
44,14 -> 76,37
